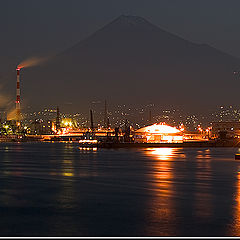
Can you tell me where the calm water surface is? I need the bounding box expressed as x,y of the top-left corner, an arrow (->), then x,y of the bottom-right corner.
0,142 -> 240,236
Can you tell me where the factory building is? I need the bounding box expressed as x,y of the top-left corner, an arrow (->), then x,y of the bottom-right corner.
212,121 -> 240,139
134,123 -> 183,143
29,119 -> 54,135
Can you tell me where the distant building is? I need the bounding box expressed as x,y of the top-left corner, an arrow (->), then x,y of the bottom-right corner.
134,123 -> 183,143
29,119 -> 53,135
134,123 -> 208,143
212,121 -> 240,139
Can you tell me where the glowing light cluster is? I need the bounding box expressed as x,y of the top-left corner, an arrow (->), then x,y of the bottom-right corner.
135,123 -> 183,143
62,119 -> 73,127
136,123 -> 180,134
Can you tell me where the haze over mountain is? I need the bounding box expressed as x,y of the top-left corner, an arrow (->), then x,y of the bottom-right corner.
5,15 -> 240,113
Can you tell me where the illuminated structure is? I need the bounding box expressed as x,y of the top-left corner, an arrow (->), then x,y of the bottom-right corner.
134,123 -> 183,143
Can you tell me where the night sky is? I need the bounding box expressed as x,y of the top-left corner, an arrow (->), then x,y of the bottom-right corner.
1,0 -> 240,114
2,0 -> 240,59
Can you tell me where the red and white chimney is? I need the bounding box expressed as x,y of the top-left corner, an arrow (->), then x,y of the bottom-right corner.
16,68 -> 21,121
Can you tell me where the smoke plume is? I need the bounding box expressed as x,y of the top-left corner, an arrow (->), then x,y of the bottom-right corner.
17,56 -> 49,69
7,108 -> 17,121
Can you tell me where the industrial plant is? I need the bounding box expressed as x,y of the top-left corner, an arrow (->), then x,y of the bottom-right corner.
0,63 -> 240,148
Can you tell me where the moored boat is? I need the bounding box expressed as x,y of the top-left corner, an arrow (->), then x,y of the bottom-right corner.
79,139 -> 98,147
79,131 -> 98,147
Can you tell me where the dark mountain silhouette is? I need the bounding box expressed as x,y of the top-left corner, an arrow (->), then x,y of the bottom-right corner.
17,15 -> 240,113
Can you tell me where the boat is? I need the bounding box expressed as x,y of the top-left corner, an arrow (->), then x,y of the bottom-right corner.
79,131 -> 98,148
79,139 -> 98,147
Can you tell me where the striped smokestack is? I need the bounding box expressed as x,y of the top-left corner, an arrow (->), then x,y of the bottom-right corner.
16,68 -> 21,121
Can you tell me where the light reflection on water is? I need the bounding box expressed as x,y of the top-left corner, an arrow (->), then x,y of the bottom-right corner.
145,148 -> 174,196
143,147 -> 240,236
146,148 -> 173,160
144,148 -> 177,236
0,143 -> 240,236
231,172 -> 240,235
194,150 -> 213,219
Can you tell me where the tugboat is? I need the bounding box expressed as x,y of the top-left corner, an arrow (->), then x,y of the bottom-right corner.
79,131 -> 98,148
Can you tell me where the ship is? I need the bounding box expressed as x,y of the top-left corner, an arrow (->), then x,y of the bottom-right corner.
79,131 -> 98,148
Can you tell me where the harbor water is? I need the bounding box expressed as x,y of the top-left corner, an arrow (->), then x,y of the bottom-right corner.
0,142 -> 240,236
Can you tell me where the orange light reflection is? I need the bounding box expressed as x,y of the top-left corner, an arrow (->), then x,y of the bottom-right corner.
194,150 -> 213,219
144,148 -> 177,235
231,171 -> 240,235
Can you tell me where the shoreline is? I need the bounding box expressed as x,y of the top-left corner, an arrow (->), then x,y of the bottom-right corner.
97,141 -> 240,148
0,138 -> 239,148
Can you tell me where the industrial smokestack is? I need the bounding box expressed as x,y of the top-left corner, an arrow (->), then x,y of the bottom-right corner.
90,109 -> 94,131
16,68 -> 21,122
149,110 -> 152,124
104,99 -> 107,128
56,106 -> 60,131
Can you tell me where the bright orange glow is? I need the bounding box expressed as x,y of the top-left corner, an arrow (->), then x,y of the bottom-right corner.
146,148 -> 173,160
180,124 -> 185,131
137,123 -> 180,134
136,123 -> 183,143
79,147 -> 97,151
230,171 -> 240,235
52,122 -> 56,133
62,118 -> 73,127
144,147 -> 176,235
79,140 -> 98,144
62,172 -> 74,177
